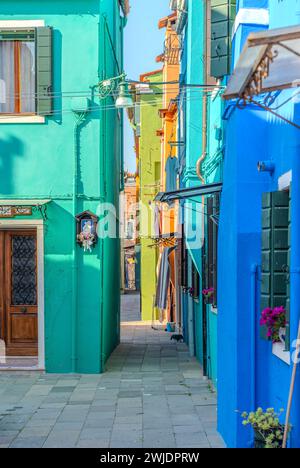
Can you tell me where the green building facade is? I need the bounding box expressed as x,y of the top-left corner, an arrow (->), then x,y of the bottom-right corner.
0,0 -> 128,373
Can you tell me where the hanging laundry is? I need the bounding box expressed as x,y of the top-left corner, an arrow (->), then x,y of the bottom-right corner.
153,204 -> 161,238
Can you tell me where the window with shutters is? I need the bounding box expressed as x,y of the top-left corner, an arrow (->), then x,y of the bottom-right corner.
210,0 -> 236,78
0,27 -> 53,116
191,260 -> 200,301
126,218 -> 135,240
260,191 -> 291,349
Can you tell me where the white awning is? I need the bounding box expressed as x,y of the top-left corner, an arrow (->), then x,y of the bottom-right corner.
224,25 -> 300,100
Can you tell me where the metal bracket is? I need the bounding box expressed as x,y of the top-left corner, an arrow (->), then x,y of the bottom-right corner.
33,204 -> 48,221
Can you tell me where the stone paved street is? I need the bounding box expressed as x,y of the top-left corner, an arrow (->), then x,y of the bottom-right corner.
0,294 -> 225,448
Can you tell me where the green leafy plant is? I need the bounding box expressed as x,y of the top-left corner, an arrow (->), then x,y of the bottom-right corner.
241,408 -> 291,448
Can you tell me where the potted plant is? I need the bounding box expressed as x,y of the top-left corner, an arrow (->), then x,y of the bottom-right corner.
260,306 -> 287,343
202,287 -> 214,304
241,408 -> 291,448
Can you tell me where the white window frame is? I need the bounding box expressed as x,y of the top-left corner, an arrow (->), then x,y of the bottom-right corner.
272,171 -> 292,366
0,19 -> 46,124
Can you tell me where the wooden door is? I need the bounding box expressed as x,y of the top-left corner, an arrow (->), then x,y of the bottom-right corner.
0,230 -> 38,357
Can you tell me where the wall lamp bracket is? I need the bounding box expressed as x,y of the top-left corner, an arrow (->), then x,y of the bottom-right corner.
257,160 -> 275,174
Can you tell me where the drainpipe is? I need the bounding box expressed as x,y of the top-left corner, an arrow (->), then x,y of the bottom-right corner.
250,264 -> 258,414
196,153 -> 206,184
71,111 -> 88,373
195,92 -> 208,184
195,0 -> 209,185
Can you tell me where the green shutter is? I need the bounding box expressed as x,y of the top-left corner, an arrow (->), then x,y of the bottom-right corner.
260,191 -> 290,342
36,27 -> 53,116
261,192 -> 272,341
210,0 -> 236,78
285,193 -> 291,351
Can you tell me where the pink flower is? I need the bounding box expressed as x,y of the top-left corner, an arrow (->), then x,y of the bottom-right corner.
202,287 -> 214,296
260,306 -> 286,343
273,306 -> 285,316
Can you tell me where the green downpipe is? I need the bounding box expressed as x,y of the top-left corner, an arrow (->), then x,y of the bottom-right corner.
99,11 -> 106,373
71,112 -> 87,373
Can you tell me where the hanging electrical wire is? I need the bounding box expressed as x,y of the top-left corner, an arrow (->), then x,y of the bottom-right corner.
0,78 -> 224,100
0,90 -> 217,120
0,86 -> 216,101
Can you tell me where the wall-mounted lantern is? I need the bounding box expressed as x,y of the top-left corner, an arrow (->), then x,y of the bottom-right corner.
76,211 -> 99,252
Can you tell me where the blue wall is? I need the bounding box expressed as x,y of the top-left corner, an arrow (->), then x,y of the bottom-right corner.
218,0 -> 300,448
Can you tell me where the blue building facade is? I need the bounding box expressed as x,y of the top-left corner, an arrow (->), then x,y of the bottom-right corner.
218,0 -> 300,448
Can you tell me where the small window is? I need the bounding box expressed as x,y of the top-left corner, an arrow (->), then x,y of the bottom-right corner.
0,27 -> 53,116
126,220 -> 134,240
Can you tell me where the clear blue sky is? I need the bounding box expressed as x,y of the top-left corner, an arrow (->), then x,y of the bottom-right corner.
124,0 -> 170,173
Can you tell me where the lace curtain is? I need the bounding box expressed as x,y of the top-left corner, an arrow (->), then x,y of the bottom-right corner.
0,41 -> 35,113
0,41 -> 14,113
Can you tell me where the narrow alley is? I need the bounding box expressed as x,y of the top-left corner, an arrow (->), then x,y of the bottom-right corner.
0,295 -> 224,449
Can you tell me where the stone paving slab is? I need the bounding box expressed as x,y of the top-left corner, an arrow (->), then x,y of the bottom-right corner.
0,294 -> 225,448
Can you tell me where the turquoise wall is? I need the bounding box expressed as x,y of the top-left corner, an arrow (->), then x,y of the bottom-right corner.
204,91 -> 224,388
194,299 -> 203,365
0,0 -> 124,373
184,0 -> 204,269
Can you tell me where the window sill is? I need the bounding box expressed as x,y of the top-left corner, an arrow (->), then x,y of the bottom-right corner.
0,115 -> 45,124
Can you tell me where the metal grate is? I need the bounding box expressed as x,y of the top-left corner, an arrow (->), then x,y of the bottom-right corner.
164,35 -> 182,65
11,236 -> 37,306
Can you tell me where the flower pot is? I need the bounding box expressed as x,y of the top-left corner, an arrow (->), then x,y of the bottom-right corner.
254,431 -> 266,449
254,429 -> 284,449
203,293 -> 214,305
279,327 -> 286,346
